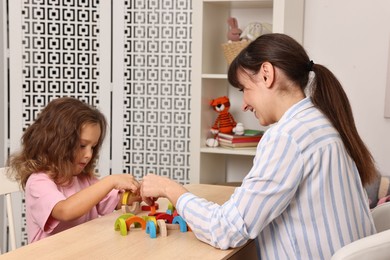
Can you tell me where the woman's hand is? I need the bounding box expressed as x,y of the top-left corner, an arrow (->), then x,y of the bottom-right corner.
141,174 -> 188,206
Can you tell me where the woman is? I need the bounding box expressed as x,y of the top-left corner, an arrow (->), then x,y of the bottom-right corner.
141,33 -> 377,259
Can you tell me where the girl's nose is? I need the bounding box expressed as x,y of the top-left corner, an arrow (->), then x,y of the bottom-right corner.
84,148 -> 93,159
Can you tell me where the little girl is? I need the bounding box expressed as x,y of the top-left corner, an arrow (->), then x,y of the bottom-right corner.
7,97 -> 140,243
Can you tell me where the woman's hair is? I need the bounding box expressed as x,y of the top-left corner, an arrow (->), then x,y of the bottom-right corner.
228,33 -> 377,186
7,97 -> 107,190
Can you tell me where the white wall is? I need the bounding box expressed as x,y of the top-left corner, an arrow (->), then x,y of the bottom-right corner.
304,0 -> 390,176
228,0 -> 390,182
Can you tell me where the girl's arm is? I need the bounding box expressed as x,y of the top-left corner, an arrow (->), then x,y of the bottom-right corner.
51,174 -> 140,221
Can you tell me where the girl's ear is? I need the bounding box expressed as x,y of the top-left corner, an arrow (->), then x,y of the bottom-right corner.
260,62 -> 274,88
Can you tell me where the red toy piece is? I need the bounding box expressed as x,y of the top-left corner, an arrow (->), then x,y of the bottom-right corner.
155,213 -> 174,224
141,203 -> 159,211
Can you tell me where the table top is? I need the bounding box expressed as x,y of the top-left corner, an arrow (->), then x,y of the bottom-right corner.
1,184 -> 243,260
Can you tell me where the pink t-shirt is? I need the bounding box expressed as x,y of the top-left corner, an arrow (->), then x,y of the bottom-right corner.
25,173 -> 120,243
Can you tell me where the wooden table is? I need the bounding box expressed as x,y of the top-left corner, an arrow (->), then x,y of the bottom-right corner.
0,184 -> 256,259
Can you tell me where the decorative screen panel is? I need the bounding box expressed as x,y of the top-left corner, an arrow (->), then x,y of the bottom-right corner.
21,0 -> 101,129
122,0 -> 192,184
15,0 -> 105,247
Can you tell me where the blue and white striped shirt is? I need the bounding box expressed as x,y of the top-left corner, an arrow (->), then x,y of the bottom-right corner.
177,97 -> 376,259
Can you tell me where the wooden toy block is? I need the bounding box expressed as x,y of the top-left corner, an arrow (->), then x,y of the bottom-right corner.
142,215 -> 157,226
165,223 -> 181,230
114,218 -> 128,236
141,203 -> 159,211
114,213 -> 135,235
125,216 -> 146,230
122,191 -> 137,205
150,204 -> 156,215
122,191 -> 131,205
148,211 -> 167,217
156,213 -> 173,224
167,202 -> 175,212
122,201 -> 141,214
146,221 -> 157,238
157,219 -> 167,237
172,216 -> 187,232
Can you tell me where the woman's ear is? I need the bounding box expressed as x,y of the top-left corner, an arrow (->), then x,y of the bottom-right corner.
260,62 -> 274,88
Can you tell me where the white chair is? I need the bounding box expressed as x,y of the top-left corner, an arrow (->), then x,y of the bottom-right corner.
0,167 -> 20,253
371,201 -> 390,232
331,201 -> 390,260
331,229 -> 390,260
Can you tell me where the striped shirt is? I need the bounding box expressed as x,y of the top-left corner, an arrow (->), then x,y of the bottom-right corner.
177,97 -> 375,259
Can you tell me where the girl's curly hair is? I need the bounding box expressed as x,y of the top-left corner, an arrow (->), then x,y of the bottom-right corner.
7,97 -> 107,190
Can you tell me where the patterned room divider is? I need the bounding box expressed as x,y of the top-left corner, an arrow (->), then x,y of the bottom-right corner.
5,0 -> 192,248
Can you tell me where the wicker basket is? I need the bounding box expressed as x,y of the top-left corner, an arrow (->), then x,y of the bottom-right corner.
221,40 -> 250,65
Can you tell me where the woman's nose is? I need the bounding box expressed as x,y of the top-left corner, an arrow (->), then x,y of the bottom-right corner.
242,104 -> 253,112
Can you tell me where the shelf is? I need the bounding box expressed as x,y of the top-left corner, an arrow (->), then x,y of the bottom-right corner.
190,0 -> 304,184
201,146 -> 256,156
203,0 -> 273,9
202,74 -> 227,79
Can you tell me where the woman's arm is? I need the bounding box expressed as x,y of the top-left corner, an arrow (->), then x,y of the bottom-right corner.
140,174 -> 188,206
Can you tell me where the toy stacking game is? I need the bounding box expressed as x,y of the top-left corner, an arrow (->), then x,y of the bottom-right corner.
114,191 -> 190,239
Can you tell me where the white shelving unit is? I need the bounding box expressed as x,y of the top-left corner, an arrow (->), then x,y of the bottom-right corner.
190,0 -> 305,184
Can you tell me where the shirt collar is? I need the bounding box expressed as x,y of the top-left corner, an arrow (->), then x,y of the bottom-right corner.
278,97 -> 314,123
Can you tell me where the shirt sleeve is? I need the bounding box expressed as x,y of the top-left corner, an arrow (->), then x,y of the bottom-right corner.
96,189 -> 121,215
26,174 -> 66,233
176,131 -> 304,249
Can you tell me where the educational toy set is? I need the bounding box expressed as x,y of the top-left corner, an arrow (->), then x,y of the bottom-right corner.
114,192 -> 190,239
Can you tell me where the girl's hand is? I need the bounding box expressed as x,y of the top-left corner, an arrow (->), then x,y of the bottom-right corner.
110,174 -> 140,194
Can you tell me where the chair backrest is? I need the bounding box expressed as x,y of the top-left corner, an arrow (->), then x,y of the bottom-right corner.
331,229 -> 390,260
331,202 -> 390,260
371,201 -> 390,233
0,167 -> 20,253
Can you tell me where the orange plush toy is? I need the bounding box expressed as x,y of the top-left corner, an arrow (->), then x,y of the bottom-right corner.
210,96 -> 237,134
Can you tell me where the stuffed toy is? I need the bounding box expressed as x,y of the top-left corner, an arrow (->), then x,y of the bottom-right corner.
206,96 -> 238,147
210,96 -> 237,134
240,22 -> 272,41
226,17 -> 242,42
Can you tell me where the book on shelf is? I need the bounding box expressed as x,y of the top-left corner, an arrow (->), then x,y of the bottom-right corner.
218,129 -> 264,141
218,135 -> 262,144
219,142 -> 259,148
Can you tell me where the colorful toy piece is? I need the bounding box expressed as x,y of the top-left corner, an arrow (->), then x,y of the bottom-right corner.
172,216 -> 187,232
141,203 -> 159,211
146,221 -> 157,238
122,201 -> 141,214
121,191 -> 141,214
114,213 -> 135,236
114,200 -> 189,238
125,216 -> 146,230
155,213 -> 173,224
157,219 -> 167,237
